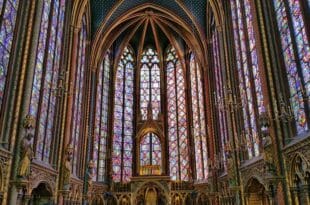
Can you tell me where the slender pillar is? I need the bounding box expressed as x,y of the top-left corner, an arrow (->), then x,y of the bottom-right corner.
7,0 -> 41,203
58,25 -> 80,204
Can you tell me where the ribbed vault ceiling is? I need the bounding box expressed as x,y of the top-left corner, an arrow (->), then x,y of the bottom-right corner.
90,6 -> 208,70
90,0 -> 207,35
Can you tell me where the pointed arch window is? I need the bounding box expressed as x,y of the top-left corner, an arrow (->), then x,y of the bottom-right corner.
140,48 -> 161,120
112,46 -> 134,183
272,0 -> 309,134
190,53 -> 208,181
70,15 -> 87,175
230,0 -> 264,159
140,133 -> 161,175
93,52 -> 111,182
166,46 -> 190,181
212,31 -> 229,171
29,0 -> 66,163
0,0 -> 20,111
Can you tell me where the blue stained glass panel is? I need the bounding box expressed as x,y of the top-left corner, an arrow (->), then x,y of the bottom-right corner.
166,46 -> 190,181
112,46 -> 134,183
72,15 -> 86,174
212,31 -> 229,171
0,0 -> 19,109
190,53 -> 208,181
231,0 -> 264,158
273,0 -> 309,134
28,0 -> 66,163
93,53 -> 110,181
30,0 -> 52,117
140,48 -> 161,120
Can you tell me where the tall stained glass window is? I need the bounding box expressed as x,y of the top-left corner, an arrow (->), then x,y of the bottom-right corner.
272,0 -> 309,134
93,52 -> 110,182
212,31 -> 229,171
70,15 -> 87,174
190,53 -> 208,181
29,0 -> 66,163
166,46 -> 190,181
0,0 -> 20,111
140,133 -> 161,175
112,46 -> 134,182
140,48 -> 161,120
231,0 -> 264,159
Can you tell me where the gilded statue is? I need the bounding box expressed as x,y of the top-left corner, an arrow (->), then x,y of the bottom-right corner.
17,115 -> 35,179
87,160 -> 95,191
63,144 -> 73,190
18,133 -> 34,179
227,156 -> 237,186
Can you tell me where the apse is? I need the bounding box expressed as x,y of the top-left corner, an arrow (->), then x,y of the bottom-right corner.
90,3 -> 210,185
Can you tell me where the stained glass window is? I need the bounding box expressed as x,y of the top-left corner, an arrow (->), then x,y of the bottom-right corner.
112,46 -> 134,183
71,15 -> 87,174
140,48 -> 161,120
0,0 -> 20,115
140,133 -> 161,174
190,53 -> 208,181
29,0 -> 66,163
212,31 -> 229,171
231,0 -> 264,159
272,0 -> 309,134
166,46 -> 190,181
93,52 -> 110,182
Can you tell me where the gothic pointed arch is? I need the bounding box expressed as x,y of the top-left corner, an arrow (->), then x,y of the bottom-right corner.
93,50 -> 111,182
165,45 -> 190,181
112,45 -> 135,183
189,52 -> 208,182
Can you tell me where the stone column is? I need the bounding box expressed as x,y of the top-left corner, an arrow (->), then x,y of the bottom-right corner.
6,0 -> 41,203
57,25 -> 80,204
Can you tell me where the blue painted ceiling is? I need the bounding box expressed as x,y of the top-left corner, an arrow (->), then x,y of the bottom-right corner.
90,0 -> 206,35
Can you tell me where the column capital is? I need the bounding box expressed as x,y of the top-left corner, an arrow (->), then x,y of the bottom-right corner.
70,25 -> 81,33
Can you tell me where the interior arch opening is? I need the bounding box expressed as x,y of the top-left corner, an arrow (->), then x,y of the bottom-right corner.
30,183 -> 53,205
245,178 -> 269,205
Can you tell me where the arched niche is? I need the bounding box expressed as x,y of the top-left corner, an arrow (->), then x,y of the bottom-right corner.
244,177 -> 269,205
135,122 -> 166,176
119,195 -> 131,205
30,182 -> 53,205
171,193 -> 183,205
197,193 -> 210,205
145,187 -> 157,205
289,154 -> 310,205
135,182 -> 167,205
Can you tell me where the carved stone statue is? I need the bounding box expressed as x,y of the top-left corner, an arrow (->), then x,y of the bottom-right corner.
227,156 -> 237,187
17,115 -> 35,179
63,144 -> 73,190
87,160 -> 95,191
18,133 -> 34,179
263,143 -> 276,174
